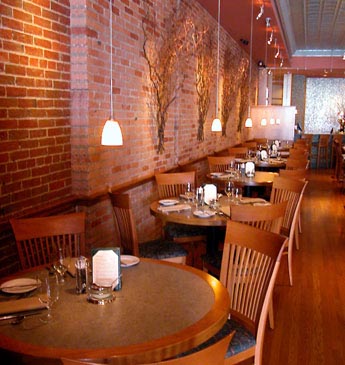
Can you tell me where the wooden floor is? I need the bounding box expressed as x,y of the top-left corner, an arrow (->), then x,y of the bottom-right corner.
262,169 -> 345,365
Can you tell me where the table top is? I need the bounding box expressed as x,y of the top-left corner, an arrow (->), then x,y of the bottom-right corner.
150,199 -> 229,227
207,170 -> 278,188
0,259 -> 230,363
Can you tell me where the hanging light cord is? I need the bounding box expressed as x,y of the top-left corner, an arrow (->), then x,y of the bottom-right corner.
248,0 -> 253,109
109,0 -> 113,120
215,0 -> 220,117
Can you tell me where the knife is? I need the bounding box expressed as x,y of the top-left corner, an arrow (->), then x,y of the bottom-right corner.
0,308 -> 45,321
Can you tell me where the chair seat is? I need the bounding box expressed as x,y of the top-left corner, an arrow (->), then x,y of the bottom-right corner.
178,318 -> 255,359
164,223 -> 208,239
139,239 -> 188,260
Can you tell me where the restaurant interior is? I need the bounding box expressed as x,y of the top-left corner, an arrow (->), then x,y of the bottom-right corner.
0,0 -> 345,364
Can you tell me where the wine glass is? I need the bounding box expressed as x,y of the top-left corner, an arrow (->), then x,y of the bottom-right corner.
37,273 -> 59,322
51,245 -> 71,283
232,187 -> 242,205
224,181 -> 233,201
184,182 -> 194,202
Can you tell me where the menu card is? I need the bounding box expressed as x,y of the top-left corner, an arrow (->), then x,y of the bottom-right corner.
91,248 -> 122,291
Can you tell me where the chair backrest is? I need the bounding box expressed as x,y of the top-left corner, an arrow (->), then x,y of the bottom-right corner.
230,200 -> 288,234
10,212 -> 86,270
220,221 -> 286,363
285,157 -> 309,170
108,193 -> 139,257
61,331 -> 234,365
269,176 -> 307,234
279,168 -> 307,181
288,148 -> 309,159
318,134 -> 329,148
207,155 -> 236,172
228,147 -> 248,158
155,171 -> 196,199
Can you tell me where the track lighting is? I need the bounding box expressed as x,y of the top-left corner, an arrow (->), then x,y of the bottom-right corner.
275,45 -> 280,58
256,4 -> 264,20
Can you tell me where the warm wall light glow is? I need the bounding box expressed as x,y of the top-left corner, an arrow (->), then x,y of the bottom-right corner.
245,117 -> 253,128
211,118 -> 222,132
101,119 -> 123,146
270,118 -> 275,124
261,118 -> 267,126
276,118 -> 281,125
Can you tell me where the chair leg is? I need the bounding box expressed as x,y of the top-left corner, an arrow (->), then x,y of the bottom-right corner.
288,237 -> 293,286
295,220 -> 300,250
268,296 -> 274,330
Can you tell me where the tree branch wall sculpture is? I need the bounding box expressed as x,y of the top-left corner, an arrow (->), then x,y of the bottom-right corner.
142,4 -> 192,153
238,57 -> 249,132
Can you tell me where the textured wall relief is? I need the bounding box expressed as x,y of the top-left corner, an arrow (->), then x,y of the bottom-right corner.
305,78 -> 345,134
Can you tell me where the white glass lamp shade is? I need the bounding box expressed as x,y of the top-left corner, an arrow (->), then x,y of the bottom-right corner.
276,118 -> 281,125
101,119 -> 123,146
211,118 -> 222,132
245,117 -> 253,128
270,118 -> 275,125
261,118 -> 267,126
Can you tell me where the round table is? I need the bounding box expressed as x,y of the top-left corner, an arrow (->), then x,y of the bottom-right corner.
0,259 -> 230,364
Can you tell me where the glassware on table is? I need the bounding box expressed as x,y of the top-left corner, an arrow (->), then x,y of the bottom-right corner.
224,181 -> 234,201
195,187 -> 204,208
51,245 -> 71,283
232,187 -> 242,205
184,182 -> 194,202
37,273 -> 59,322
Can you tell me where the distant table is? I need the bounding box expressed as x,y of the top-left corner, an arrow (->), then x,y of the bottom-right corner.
255,159 -> 286,172
0,260 -> 230,364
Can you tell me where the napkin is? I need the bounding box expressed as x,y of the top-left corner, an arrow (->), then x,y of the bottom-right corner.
157,204 -> 191,213
0,296 -> 46,316
239,197 -> 268,204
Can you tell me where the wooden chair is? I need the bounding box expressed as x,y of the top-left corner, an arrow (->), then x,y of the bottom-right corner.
10,212 -> 86,270
270,176 -> 308,285
203,201 -> 288,329
61,331 -> 234,365
317,134 -> 330,168
227,147 -> 248,159
207,155 -> 236,173
240,141 -> 257,150
285,157 -> 309,170
109,193 -> 187,264
155,172 -> 207,268
199,221 -> 286,365
288,148 -> 309,159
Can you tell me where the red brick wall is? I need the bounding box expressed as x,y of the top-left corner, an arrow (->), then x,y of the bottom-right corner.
0,0 -> 251,275
0,0 -> 72,218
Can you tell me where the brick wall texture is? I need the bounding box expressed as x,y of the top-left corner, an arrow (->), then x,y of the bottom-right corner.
0,0 -> 250,274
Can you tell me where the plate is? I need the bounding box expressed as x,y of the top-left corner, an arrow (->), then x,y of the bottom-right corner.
193,210 -> 216,218
0,278 -> 40,294
158,199 -> 179,206
210,172 -> 223,177
121,255 -> 140,267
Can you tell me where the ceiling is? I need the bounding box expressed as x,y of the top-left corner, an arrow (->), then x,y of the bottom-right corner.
195,0 -> 345,78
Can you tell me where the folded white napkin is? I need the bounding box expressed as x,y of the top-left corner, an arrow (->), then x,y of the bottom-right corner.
0,296 -> 46,316
239,197 -> 267,204
157,204 -> 191,213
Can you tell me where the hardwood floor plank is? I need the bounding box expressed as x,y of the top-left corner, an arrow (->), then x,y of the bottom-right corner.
263,169 -> 345,365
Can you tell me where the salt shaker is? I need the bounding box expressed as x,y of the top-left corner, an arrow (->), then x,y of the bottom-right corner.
75,256 -> 87,294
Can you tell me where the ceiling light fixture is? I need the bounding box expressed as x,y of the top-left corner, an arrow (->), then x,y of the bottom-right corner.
275,45 -> 280,58
267,29 -> 273,45
256,3 -> 264,20
245,0 -> 254,128
101,0 -> 123,146
343,52 -> 345,61
211,0 -> 222,132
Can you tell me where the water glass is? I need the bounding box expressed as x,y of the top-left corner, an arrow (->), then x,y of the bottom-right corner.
196,187 -> 204,207
37,273 -> 59,322
224,181 -> 234,201
232,187 -> 242,204
51,245 -> 71,283
184,182 -> 194,202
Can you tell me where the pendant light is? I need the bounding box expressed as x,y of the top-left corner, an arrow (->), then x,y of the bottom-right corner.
245,0 -> 254,128
101,0 -> 123,146
211,0 -> 222,132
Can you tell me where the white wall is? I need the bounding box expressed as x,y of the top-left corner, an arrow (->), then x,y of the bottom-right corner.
249,105 -> 296,141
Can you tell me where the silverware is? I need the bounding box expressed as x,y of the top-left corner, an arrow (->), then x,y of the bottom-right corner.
0,308 -> 45,322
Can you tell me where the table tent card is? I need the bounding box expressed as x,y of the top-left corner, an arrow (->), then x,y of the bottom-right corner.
203,184 -> 217,205
91,248 -> 122,291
